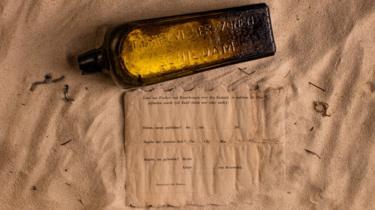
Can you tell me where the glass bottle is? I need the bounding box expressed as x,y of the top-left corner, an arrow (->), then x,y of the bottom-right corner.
77,3 -> 276,88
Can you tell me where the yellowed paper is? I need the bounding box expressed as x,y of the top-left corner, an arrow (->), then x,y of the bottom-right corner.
124,86 -> 285,207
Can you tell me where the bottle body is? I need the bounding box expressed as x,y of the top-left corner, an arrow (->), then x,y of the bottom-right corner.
78,3 -> 276,88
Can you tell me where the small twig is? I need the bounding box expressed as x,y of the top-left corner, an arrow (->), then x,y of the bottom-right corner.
30,74 -> 65,91
304,149 -> 321,159
51,75 -> 65,83
63,84 -> 74,102
60,139 -> 72,146
30,74 -> 52,91
308,82 -> 326,92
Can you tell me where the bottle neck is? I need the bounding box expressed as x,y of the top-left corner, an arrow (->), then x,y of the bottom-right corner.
77,48 -> 106,75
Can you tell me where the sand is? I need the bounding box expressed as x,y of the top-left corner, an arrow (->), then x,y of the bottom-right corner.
0,0 -> 374,209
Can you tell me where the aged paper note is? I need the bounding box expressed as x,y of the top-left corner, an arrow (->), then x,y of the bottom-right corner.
124,86 -> 285,207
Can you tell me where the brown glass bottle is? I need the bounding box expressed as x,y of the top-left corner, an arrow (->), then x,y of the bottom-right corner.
77,3 -> 276,88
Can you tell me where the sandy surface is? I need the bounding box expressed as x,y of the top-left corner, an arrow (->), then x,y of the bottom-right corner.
0,0 -> 374,209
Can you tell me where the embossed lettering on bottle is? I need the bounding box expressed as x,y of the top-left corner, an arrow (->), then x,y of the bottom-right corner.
77,3 -> 276,88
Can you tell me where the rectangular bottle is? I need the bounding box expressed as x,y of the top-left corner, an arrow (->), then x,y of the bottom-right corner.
77,3 -> 276,88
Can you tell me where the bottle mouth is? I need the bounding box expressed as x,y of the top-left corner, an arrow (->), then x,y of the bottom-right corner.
77,48 -> 105,75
